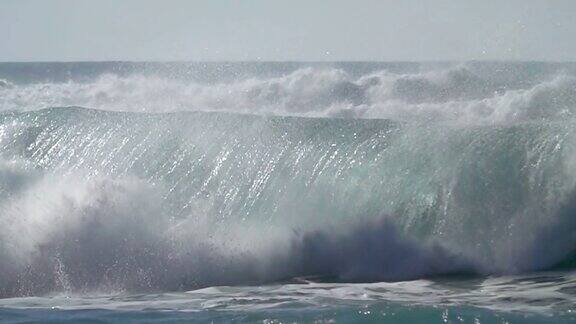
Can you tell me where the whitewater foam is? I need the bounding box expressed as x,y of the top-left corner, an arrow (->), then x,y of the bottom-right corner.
1,64 -> 576,124
0,169 -> 470,297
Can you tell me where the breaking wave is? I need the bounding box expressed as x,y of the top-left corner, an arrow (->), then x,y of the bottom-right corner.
1,106 -> 576,297
1,65 -> 576,124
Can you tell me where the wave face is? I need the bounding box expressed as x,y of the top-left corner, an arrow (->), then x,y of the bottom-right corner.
1,101 -> 576,297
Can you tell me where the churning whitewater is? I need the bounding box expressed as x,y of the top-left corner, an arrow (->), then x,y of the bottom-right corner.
2,62 -> 576,124
0,62 -> 576,321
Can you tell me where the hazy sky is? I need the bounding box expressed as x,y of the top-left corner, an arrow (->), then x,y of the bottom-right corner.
1,0 -> 575,62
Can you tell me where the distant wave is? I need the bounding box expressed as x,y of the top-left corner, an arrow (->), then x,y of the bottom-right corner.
1,65 -> 576,124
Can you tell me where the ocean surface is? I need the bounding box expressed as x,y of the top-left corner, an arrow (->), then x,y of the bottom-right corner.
0,62 -> 575,323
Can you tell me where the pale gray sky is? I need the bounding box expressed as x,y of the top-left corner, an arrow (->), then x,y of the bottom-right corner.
1,0 -> 575,62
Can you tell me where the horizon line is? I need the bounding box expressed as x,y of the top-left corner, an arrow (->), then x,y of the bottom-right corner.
0,59 -> 575,64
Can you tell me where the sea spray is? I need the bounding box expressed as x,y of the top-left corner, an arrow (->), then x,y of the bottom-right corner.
1,107 -> 576,296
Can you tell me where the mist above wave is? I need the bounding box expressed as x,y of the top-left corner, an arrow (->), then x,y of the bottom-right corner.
1,65 -> 576,124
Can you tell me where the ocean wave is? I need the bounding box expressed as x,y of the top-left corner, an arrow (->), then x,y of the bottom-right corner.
1,66 -> 576,124
1,108 -> 576,297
